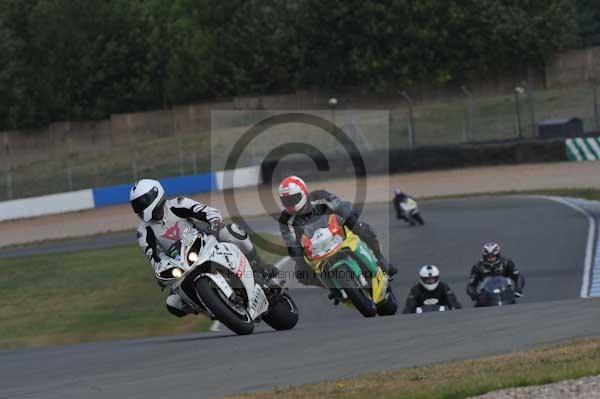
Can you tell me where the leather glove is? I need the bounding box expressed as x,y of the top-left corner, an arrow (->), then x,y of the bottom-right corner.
207,219 -> 223,235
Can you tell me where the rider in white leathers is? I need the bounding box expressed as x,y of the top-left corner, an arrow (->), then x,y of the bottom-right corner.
131,179 -> 280,317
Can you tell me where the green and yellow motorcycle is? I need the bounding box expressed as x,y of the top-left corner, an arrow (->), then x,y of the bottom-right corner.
301,214 -> 398,317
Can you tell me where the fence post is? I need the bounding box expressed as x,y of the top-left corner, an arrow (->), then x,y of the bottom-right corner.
522,81 -> 536,137
192,152 -> 198,175
328,98 -> 338,127
3,131 -> 12,200
125,122 -> 138,181
593,81 -> 600,130
461,86 -> 474,142
401,91 -> 416,148
514,86 -> 523,138
173,111 -> 185,176
66,136 -> 74,191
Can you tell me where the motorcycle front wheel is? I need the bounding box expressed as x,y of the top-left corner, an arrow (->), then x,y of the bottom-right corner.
338,265 -> 377,317
262,293 -> 299,331
195,277 -> 254,335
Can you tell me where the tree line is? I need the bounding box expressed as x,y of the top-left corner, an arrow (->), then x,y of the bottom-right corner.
0,0 -> 596,130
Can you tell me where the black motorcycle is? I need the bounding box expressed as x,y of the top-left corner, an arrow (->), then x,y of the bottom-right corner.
415,298 -> 447,313
475,277 -> 516,307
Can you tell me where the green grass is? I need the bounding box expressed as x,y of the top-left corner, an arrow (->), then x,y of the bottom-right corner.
420,188 -> 600,202
0,232 -> 284,349
225,338 -> 600,399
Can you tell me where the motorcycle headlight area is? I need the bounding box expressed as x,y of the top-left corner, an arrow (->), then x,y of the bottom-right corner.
158,267 -> 184,279
186,236 -> 204,265
187,252 -> 199,264
171,268 -> 184,278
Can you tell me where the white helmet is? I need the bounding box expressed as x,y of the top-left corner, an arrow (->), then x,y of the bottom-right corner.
419,265 -> 440,291
130,179 -> 166,222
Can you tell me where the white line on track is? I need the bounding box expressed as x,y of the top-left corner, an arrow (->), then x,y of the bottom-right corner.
539,196 -> 594,298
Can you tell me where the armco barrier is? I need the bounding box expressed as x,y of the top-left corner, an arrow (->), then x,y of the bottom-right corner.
92,172 -> 217,208
0,166 -> 262,221
215,165 -> 262,191
261,139 -> 568,183
0,189 -> 95,222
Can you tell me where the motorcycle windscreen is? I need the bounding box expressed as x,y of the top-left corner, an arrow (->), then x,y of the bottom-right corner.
478,277 -> 515,306
301,214 -> 345,260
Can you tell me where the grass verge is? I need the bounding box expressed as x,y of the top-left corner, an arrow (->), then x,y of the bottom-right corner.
225,338 -> 600,399
420,188 -> 600,202
0,232 -> 283,350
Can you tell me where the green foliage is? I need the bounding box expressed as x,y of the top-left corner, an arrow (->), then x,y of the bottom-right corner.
0,0 -> 584,129
576,0 -> 600,46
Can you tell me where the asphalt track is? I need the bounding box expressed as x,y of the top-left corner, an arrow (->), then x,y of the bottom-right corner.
1,197 -> 599,399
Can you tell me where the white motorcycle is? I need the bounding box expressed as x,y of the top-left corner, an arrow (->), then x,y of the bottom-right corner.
156,227 -> 299,335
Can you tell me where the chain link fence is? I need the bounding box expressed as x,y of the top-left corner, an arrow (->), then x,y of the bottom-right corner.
2,82 -> 599,202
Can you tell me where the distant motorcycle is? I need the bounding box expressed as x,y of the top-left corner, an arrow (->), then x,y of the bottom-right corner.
156,227 -> 299,335
475,276 -> 517,307
397,197 -> 424,226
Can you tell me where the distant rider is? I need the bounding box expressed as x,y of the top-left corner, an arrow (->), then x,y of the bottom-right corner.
130,179 -> 281,317
393,189 -> 423,225
402,265 -> 462,313
392,189 -> 410,220
466,242 -> 525,301
277,175 -> 397,287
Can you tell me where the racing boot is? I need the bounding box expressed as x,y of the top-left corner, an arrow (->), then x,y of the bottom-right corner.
378,256 -> 398,277
166,293 -> 197,317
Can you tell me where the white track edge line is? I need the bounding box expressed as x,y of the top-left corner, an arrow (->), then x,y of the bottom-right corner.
538,196 -> 594,298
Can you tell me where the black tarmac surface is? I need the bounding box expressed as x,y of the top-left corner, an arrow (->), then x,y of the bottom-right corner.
1,197 -> 597,399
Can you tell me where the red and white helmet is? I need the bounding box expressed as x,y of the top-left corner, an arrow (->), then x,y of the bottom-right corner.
278,175 -> 309,214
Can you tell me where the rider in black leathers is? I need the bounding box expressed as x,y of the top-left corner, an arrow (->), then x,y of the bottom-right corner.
402,283 -> 462,314
403,265 -> 462,313
278,176 -> 397,287
466,242 -> 525,301
392,190 -> 409,220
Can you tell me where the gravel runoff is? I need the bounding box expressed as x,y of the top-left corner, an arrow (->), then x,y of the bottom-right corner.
470,375 -> 600,399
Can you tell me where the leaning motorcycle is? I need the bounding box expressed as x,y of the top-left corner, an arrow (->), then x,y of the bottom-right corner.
399,198 -> 425,226
475,276 -> 517,307
301,214 -> 398,317
156,227 -> 299,335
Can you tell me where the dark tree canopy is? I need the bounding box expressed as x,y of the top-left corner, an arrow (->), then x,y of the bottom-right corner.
0,0 -> 586,129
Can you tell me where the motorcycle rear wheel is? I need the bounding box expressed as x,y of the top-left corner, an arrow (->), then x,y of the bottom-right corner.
376,288 -> 398,316
195,277 -> 254,335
